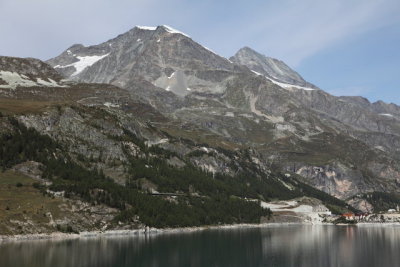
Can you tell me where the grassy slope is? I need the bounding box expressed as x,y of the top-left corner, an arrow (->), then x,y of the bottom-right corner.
0,98 -> 65,115
0,170 -> 65,235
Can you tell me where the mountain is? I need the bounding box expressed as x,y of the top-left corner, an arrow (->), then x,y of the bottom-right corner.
1,25 -> 400,235
1,55 -> 355,235
0,56 -> 63,89
230,46 -> 317,89
46,25 -> 400,212
46,25 -> 242,97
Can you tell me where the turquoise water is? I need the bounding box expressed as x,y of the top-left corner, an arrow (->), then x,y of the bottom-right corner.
1,225 -> 400,267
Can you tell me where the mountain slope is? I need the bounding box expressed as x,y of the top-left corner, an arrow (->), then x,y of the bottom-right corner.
47,25 -> 241,97
46,25 -> 400,212
2,55 -> 365,235
230,47 -> 317,89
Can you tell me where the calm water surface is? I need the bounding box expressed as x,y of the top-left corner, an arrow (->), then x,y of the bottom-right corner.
1,225 -> 400,267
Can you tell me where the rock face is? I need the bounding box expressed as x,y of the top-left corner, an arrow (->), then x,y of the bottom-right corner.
47,25 -> 239,97
230,47 -> 317,89
0,56 -> 64,90
39,25 -> 400,208
0,56 -> 62,81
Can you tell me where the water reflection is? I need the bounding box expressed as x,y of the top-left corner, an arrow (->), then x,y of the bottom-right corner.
260,225 -> 400,267
1,225 -> 400,267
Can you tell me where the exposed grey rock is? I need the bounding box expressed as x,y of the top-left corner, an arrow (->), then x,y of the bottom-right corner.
47,25 -> 240,97
230,47 -> 317,88
0,56 -> 63,81
347,197 -> 374,213
12,161 -> 44,180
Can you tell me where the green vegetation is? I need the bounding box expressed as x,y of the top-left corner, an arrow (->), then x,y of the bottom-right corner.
0,98 -> 64,115
325,204 -> 350,215
291,177 -> 357,213
0,116 -> 352,229
56,224 -> 79,234
363,192 -> 400,212
0,118 -> 271,228
0,117 -> 58,170
333,216 -> 357,225
0,170 -> 67,235
47,161 -> 271,227
124,145 -> 298,202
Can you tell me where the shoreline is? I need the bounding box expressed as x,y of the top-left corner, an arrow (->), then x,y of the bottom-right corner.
0,222 -> 304,243
1,222 -> 400,243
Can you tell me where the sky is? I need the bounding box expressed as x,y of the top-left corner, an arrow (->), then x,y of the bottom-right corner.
0,0 -> 399,103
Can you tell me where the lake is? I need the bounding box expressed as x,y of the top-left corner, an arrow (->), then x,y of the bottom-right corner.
1,225 -> 400,267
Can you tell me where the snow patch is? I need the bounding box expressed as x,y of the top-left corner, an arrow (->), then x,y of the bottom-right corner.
250,70 -> 315,91
136,25 -> 190,37
36,78 -> 61,87
137,39 -> 141,42
162,25 -> 190,37
103,102 -> 120,108
186,87 -> 192,91
0,71 -> 37,89
375,146 -> 385,151
145,138 -> 169,147
168,72 -> 175,79
136,26 -> 157,31
165,86 -> 171,91
251,70 -> 263,76
0,71 -> 64,89
266,77 -> 315,91
225,112 -> 235,117
55,53 -> 110,76
379,113 -> 394,117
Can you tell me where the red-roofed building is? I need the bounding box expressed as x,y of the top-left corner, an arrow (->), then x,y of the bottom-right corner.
342,213 -> 355,220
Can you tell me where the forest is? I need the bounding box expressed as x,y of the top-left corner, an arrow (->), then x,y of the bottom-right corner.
0,117 -> 271,227
0,116 -> 359,228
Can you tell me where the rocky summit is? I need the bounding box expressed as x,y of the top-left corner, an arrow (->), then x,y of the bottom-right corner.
1,25 -> 400,235
230,46 -> 318,89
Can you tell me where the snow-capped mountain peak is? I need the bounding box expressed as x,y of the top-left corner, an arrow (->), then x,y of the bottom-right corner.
135,25 -> 190,38
47,24 -> 235,93
136,26 -> 157,31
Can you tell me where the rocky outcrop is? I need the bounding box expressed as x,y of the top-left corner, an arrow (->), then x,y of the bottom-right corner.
292,163 -> 367,199
230,47 -> 317,88
0,56 -> 63,82
47,25 -> 239,97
